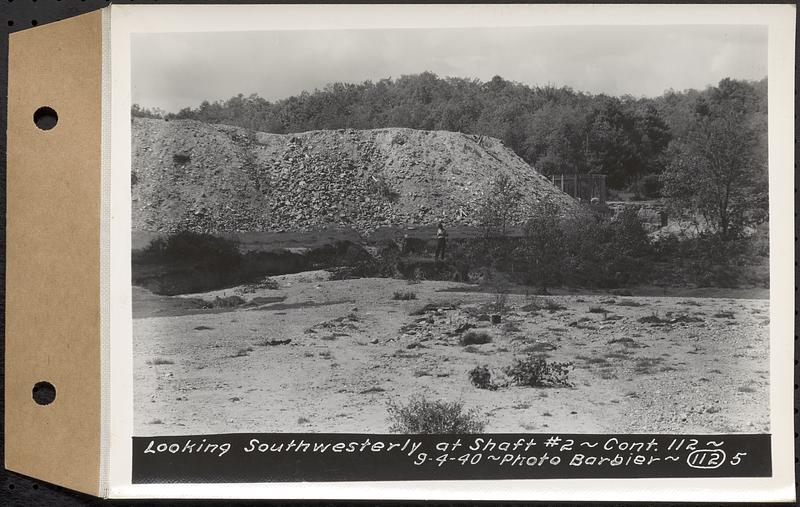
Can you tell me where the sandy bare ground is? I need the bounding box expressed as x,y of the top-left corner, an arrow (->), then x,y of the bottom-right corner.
133,273 -> 769,436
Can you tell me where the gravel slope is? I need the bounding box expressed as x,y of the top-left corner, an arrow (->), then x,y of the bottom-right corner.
132,118 -> 574,233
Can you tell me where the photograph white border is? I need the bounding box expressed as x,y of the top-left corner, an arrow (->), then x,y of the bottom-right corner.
106,3 -> 795,501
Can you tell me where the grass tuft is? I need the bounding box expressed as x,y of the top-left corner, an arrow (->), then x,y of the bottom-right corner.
459,330 -> 492,346
146,357 -> 174,365
392,291 -> 417,301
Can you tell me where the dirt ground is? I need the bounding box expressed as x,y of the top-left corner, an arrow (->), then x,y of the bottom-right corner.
133,273 -> 770,436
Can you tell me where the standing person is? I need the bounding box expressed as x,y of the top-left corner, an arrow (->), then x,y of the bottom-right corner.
435,222 -> 448,261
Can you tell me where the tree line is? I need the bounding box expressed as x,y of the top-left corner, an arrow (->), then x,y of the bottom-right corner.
133,72 -> 768,239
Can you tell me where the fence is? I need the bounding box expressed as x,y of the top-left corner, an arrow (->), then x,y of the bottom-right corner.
550,173 -> 607,203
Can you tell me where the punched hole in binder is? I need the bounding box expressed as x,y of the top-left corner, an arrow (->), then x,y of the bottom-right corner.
33,106 -> 58,130
32,381 -> 56,405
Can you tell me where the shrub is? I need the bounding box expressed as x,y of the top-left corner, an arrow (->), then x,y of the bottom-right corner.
392,291 -> 417,301
653,232 -> 767,288
468,365 -> 496,390
135,231 -> 242,268
543,299 -> 566,312
518,199 -> 565,290
504,353 -> 572,387
386,395 -> 486,433
173,153 -> 191,165
233,347 -> 253,357
616,299 -> 644,307
146,357 -> 174,365
258,277 -> 280,290
555,206 -> 652,288
459,330 -> 492,346
638,312 -> 667,324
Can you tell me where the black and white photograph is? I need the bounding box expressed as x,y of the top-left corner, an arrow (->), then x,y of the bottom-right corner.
129,22 -> 772,441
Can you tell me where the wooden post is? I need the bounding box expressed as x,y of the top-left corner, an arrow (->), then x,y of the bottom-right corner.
574,173 -> 578,200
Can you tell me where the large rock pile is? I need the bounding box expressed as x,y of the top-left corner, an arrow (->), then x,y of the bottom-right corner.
132,118 -> 574,233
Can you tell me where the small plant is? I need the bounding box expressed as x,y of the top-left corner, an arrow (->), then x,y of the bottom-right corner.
490,286 -> 510,314
259,277 -> 280,290
459,330 -> 492,346
633,357 -> 662,374
608,337 -> 639,347
386,395 -> 486,433
670,314 -> 703,323
232,347 -> 253,358
392,291 -> 417,301
713,311 -> 735,319
172,152 -> 191,165
409,302 -> 440,316
504,353 -> 572,388
468,365 -> 496,390
588,306 -> 608,314
616,299 -> 645,307
255,338 -> 291,346
638,312 -> 667,324
522,341 -> 557,353
543,299 -> 567,312
146,357 -> 174,365
360,386 -> 386,394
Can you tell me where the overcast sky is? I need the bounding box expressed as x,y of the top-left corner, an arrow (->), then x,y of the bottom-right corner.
132,25 -> 767,113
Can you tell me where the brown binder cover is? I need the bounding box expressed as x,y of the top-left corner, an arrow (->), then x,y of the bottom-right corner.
5,9 -> 104,496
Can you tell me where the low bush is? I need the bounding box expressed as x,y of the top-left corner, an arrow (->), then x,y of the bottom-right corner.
146,357 -> 174,365
232,347 -> 253,358
504,353 -> 573,388
459,330 -> 492,346
392,291 -> 417,301
134,231 -> 242,269
387,395 -> 486,433
258,277 -> 280,290
468,365 -> 496,390
638,312 -> 666,324
653,231 -> 768,288
172,152 -> 191,165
